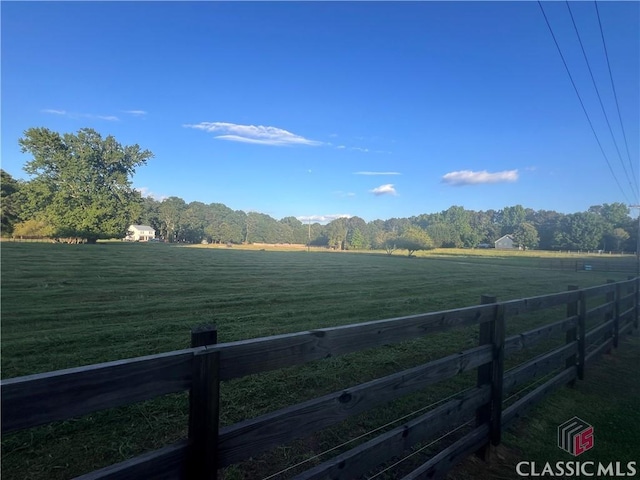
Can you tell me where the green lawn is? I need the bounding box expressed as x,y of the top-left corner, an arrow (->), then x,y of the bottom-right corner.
449,333 -> 640,480
0,243 -> 634,479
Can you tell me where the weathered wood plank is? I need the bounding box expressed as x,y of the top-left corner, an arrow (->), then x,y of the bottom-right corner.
293,386 -> 490,480
585,319 -> 614,344
188,349 -> 220,480
578,291 -> 587,380
489,304 -> 505,446
503,342 -> 577,396
619,318 -> 635,336
399,424 -> 490,480
217,345 -> 493,467
581,282 -> 616,299
504,316 -> 577,356
213,305 -> 495,381
72,440 -> 188,480
586,338 -> 614,365
585,301 -> 614,321
619,291 -> 636,305
1,349 -> 196,434
502,290 -> 580,317
475,294 -> 496,458
565,285 -> 579,385
502,367 -> 577,428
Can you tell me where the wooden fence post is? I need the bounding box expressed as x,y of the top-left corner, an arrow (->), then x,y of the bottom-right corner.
577,291 -> 586,381
191,325 -> 218,348
566,285 -> 579,387
631,275 -> 639,331
606,280 -> 615,353
613,282 -> 621,348
490,304 -> 505,446
475,295 -> 498,460
188,325 -> 219,480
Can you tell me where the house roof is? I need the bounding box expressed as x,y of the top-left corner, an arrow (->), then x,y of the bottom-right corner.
129,225 -> 155,231
494,234 -> 515,243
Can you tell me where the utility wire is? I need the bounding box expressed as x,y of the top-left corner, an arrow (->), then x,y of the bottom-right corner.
366,420 -> 474,480
537,1 -> 632,204
594,0 -> 639,200
260,387 -> 473,480
565,0 -> 639,201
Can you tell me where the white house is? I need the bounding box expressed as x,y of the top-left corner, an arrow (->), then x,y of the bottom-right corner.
125,225 -> 156,242
494,234 -> 518,250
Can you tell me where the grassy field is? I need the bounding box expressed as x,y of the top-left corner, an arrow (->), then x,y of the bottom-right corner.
449,333 -> 640,480
0,242 -> 635,479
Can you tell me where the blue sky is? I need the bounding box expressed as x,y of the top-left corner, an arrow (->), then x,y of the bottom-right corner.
2,1 -> 639,223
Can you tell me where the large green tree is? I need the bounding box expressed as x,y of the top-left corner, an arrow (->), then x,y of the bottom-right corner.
396,225 -> 434,257
553,212 -> 606,251
513,222 -> 540,250
1,170 -> 21,235
18,128 -> 152,242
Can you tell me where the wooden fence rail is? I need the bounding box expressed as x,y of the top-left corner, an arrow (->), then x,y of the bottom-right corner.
1,277 -> 638,480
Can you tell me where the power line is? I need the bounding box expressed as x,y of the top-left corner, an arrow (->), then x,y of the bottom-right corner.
565,0 -> 639,201
537,1 -> 632,204
594,0 -> 639,200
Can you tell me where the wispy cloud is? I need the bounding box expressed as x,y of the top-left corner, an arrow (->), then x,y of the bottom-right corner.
354,171 -> 401,176
42,109 -> 119,121
370,184 -> 398,196
332,191 -> 356,198
297,214 -> 352,224
136,187 -> 168,202
351,147 -> 369,153
42,109 -> 67,115
124,110 -> 147,117
183,122 -> 322,147
441,169 -> 519,186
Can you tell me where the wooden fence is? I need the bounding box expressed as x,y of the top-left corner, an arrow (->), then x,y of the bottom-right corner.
541,258 -> 638,274
2,277 -> 639,479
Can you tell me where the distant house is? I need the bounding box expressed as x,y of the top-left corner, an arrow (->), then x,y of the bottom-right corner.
125,225 -> 156,242
494,234 -> 518,250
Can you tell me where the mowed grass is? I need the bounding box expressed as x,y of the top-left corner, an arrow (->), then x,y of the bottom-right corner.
0,243 -> 632,479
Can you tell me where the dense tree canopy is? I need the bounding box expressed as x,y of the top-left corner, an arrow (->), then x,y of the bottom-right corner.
1,169 -> 20,235
15,128 -> 153,242
4,128 -> 637,253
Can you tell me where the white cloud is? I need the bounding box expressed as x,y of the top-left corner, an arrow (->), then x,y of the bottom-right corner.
297,214 -> 352,224
336,145 -> 347,150
370,184 -> 398,196
124,110 -> 147,116
136,187 -> 168,202
183,122 -> 322,147
441,169 -> 519,186
354,171 -> 401,176
41,109 -> 119,121
351,147 -> 369,153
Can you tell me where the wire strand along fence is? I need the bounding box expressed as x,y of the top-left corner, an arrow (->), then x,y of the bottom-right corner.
1,277 -> 638,480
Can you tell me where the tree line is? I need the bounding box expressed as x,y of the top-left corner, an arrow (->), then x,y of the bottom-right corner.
1,127 -> 637,253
